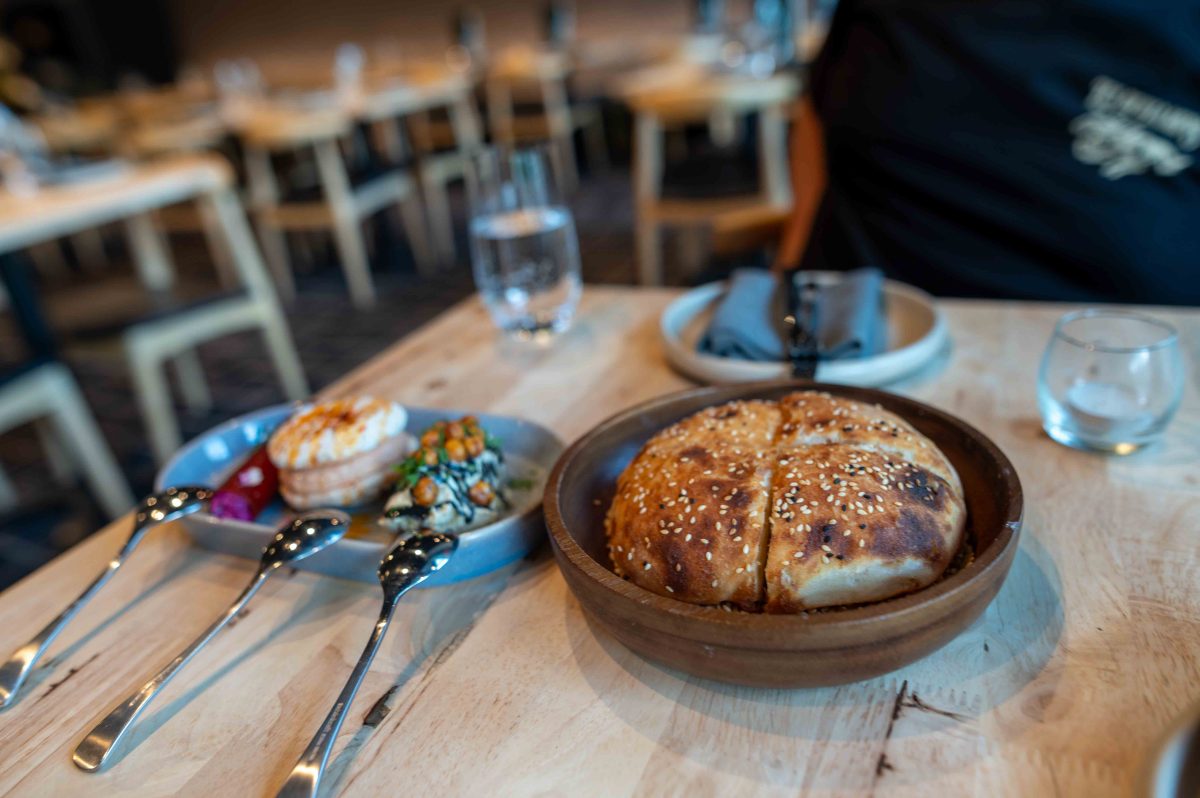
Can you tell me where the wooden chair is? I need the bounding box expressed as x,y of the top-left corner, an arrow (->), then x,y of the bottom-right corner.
485,49 -> 608,194
240,106 -> 433,308
627,72 -> 798,285
126,115 -> 244,292
0,359 -> 133,519
122,180 -> 309,463
404,78 -> 486,265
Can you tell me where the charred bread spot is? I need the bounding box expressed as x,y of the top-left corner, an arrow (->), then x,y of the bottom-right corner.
870,508 -> 947,565
678,445 -> 713,466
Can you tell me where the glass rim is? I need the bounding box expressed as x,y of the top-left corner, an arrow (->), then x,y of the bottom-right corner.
1053,308 -> 1179,354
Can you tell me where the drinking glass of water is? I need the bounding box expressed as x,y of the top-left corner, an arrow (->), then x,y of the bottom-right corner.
466,146 -> 582,341
1037,309 -> 1184,454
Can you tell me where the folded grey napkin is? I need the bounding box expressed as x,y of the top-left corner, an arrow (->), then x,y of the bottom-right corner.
698,267 -> 886,362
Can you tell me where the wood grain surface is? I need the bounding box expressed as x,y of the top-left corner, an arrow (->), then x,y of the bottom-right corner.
0,286 -> 1197,797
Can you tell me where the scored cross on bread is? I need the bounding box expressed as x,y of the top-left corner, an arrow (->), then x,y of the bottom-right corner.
605,391 -> 967,612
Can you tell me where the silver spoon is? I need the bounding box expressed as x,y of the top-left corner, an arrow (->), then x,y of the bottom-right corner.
0,486 -> 214,711
276,530 -> 458,798
73,510 -> 350,772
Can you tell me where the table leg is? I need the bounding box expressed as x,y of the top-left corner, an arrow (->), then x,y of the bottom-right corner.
0,251 -> 58,359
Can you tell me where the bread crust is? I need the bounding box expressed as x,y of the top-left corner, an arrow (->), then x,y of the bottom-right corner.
763,443 -> 965,612
605,400 -> 779,609
605,391 -> 966,611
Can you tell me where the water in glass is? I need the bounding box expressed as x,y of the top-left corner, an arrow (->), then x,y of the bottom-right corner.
468,147 -> 582,340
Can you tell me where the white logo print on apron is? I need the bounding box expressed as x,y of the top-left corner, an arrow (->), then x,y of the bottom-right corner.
1070,75 -> 1200,179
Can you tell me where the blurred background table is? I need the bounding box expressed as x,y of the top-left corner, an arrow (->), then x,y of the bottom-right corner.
0,287 -> 1196,796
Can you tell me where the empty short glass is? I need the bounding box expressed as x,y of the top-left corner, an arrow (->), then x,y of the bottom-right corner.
466,146 -> 582,341
1037,309 -> 1184,454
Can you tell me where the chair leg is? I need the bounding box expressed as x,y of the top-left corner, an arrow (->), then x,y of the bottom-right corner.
70,228 -> 109,272
556,136 -> 579,194
636,218 -> 664,286
33,417 -> 75,485
43,365 -> 134,517
125,333 -> 182,466
172,348 -> 212,414
398,193 -> 436,275
124,213 -> 176,293
330,214 -> 376,309
256,220 -> 297,303
201,186 -> 310,402
197,200 -> 239,290
421,167 -> 456,266
0,463 -> 17,514
28,241 -> 69,280
258,307 -> 310,402
582,115 -> 609,173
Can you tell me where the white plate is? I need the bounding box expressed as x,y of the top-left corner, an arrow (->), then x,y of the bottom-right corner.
660,276 -> 949,385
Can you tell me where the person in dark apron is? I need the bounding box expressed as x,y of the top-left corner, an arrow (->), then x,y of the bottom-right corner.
790,0 -> 1200,305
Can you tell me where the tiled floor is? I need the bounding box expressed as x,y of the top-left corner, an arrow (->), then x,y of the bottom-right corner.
0,170 -> 658,586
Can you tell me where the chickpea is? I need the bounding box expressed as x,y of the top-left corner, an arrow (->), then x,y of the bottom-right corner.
468,481 -> 495,507
413,476 -> 439,506
464,434 -> 485,457
446,421 -> 465,440
420,429 -> 441,448
444,438 -> 467,462
419,447 -> 439,466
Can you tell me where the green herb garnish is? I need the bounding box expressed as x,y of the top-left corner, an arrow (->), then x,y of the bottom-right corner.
506,477 -> 534,490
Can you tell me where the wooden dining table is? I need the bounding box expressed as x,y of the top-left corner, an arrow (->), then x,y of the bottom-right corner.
0,287 -> 1197,796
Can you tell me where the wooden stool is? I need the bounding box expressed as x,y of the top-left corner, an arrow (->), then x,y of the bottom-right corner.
626,72 -> 798,285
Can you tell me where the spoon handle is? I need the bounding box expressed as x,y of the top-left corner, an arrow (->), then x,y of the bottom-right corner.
73,568 -> 269,772
0,532 -> 144,710
276,595 -> 401,798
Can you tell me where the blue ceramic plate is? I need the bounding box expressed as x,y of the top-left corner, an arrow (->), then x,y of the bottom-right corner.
156,403 -> 565,587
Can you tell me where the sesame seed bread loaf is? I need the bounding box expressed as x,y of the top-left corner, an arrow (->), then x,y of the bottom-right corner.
605,391 -> 966,612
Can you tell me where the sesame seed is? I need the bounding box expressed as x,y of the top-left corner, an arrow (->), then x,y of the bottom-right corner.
705,552 -> 712,561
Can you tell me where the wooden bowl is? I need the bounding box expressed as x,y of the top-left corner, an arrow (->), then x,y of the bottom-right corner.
544,381 -> 1024,687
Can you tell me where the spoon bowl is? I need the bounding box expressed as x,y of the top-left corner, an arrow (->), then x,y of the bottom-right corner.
264,512 -> 352,567
378,532 -> 458,596
136,486 -> 214,527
